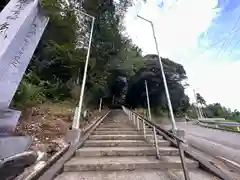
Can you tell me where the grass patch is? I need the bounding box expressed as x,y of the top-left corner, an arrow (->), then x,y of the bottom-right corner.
219,125 -> 239,131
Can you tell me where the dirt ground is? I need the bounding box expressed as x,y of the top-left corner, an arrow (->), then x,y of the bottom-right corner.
15,102 -> 108,156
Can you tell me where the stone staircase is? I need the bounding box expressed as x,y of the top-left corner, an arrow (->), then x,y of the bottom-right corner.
55,110 -> 219,180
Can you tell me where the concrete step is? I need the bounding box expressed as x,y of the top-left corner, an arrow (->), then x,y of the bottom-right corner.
100,122 -> 129,125
76,147 -> 179,157
102,120 -> 127,123
89,134 -> 163,140
102,120 -> 125,122
55,171 -> 169,180
166,169 -> 221,180
101,122 -> 129,125
98,125 -> 133,128
99,123 -> 153,130
96,127 -> 141,131
100,121 -> 129,124
56,169 -> 219,180
64,156 -> 199,171
92,130 -> 153,135
84,140 -> 170,147
89,134 -> 144,140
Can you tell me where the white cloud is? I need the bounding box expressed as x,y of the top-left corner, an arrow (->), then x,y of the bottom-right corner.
125,0 -> 220,58
185,58 -> 240,110
125,0 -> 240,110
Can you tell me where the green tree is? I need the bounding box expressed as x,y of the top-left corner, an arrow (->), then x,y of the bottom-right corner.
14,0 -> 83,107
196,93 -> 206,106
13,0 -> 191,119
203,103 -> 231,118
82,0 -> 145,105
125,54 -> 190,115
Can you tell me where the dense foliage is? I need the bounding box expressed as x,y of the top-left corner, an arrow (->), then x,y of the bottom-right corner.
13,0 -> 190,117
126,54 -> 189,115
189,93 -> 240,121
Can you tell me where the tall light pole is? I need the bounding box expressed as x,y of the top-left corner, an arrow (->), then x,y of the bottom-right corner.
99,98 -> 102,112
137,15 -> 177,130
112,95 -> 115,105
145,80 -> 152,121
73,10 -> 95,129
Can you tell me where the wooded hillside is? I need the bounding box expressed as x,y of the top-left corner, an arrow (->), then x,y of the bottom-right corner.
13,0 -> 189,117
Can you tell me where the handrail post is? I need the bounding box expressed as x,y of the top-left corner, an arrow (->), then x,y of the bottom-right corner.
175,129 -> 190,180
99,98 -> 102,112
153,126 -> 160,159
137,116 -> 140,130
133,114 -> 136,125
132,112 -> 134,123
139,117 -> 142,129
143,119 -> 146,139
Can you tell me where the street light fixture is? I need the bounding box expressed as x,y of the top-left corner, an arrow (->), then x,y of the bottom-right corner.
137,15 -> 177,130
72,10 -> 95,129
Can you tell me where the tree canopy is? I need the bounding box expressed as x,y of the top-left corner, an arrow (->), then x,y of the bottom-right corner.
125,54 -> 189,114
189,93 -> 240,121
13,0 -> 191,117
196,93 -> 206,106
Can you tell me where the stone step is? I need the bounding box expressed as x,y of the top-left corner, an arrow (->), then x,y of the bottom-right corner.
56,169 -> 219,180
98,125 -> 133,128
56,171 -> 169,180
76,147 -> 179,157
99,123 -> 153,129
102,120 -> 125,122
92,130 -> 153,135
89,134 -> 144,140
101,120 -> 128,122
64,156 -> 199,171
100,121 -> 129,123
84,140 -> 170,147
89,134 -> 163,140
96,127 -> 147,131
101,122 -> 129,125
165,169 -> 221,180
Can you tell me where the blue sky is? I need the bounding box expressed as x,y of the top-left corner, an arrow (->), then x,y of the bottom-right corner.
125,0 -> 240,110
201,0 -> 240,60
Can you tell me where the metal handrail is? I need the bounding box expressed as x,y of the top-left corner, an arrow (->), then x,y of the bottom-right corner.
122,106 -> 190,180
131,109 -> 184,143
19,111 -> 111,180
199,120 -> 240,126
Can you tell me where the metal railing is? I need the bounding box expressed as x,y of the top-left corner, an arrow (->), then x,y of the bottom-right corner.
198,119 -> 240,132
16,111 -> 111,180
122,106 -> 190,180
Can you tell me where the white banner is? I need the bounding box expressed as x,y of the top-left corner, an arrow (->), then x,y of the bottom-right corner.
0,2 -> 49,106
